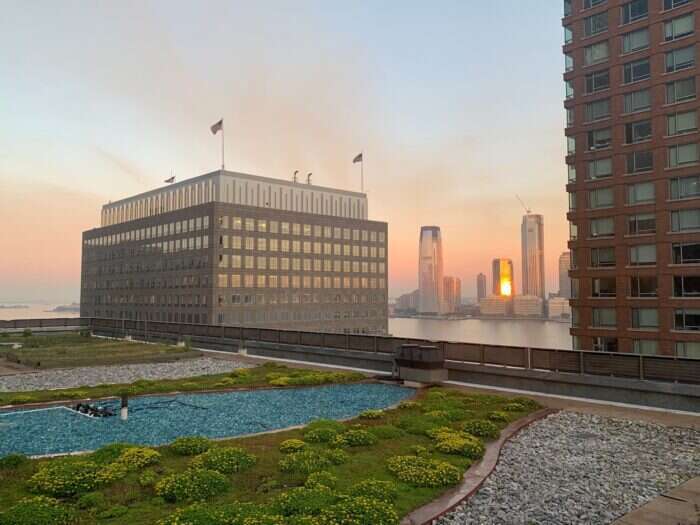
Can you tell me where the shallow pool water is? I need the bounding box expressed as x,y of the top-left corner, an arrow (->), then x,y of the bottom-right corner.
0,383 -> 413,456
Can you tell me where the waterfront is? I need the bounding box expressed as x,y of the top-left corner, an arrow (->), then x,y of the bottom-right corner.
389,317 -> 572,350
0,303 -> 80,320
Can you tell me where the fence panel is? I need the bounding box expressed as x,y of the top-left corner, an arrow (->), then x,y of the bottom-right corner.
444,342 -> 482,363
347,335 -> 375,352
643,356 -> 700,384
242,327 -> 261,341
258,329 -> 280,343
279,331 -> 300,345
582,353 -> 640,378
483,345 -> 527,367
324,333 -> 348,349
300,332 -> 324,347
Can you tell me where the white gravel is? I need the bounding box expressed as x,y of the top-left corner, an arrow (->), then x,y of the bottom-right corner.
438,411 -> 700,525
0,357 -> 252,392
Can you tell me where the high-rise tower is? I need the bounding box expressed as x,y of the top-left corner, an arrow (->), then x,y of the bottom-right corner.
559,251 -> 572,299
492,258 -> 514,297
476,272 -> 487,301
418,226 -> 444,314
521,214 -> 545,299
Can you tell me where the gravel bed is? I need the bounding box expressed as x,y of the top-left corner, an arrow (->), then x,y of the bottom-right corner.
439,411 -> 700,525
0,357 -> 252,392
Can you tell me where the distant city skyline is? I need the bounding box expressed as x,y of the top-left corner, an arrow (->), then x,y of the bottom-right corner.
418,226 -> 444,314
521,214 -> 545,299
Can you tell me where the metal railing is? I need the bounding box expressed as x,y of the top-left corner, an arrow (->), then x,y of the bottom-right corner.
1,317 -> 698,385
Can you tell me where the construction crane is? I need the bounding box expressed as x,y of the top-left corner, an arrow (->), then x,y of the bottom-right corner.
516,194 -> 531,215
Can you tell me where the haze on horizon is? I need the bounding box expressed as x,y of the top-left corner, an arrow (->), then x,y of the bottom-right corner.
0,1 -> 566,304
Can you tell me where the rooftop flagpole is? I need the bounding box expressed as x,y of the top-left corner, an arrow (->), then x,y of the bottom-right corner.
353,151 -> 364,192
210,119 -> 224,171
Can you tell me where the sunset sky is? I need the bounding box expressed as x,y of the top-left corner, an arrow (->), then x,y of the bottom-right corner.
0,1 -> 566,303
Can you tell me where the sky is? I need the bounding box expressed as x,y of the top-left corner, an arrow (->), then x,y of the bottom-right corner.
0,1 -> 567,303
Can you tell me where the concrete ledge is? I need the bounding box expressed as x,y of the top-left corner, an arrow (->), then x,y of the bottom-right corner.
447,361 -> 700,412
401,408 -> 557,525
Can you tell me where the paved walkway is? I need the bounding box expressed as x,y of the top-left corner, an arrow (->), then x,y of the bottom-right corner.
613,477 -> 700,525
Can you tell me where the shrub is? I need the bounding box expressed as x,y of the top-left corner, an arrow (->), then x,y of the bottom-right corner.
425,390 -> 447,400
488,411 -> 509,423
90,443 -> 135,465
191,447 -> 256,474
7,395 -> 36,405
303,419 -> 344,434
170,436 -> 212,456
359,409 -> 383,419
396,414 -> 446,436
0,453 -> 28,470
435,435 -> 485,459
409,445 -> 429,457
317,496 -> 399,525
349,479 -> 398,502
272,485 -> 337,516
503,402 -> 526,412
0,496 -> 76,525
158,502 -> 275,525
28,460 -> 100,497
155,468 -> 229,503
424,410 -> 449,420
397,400 -> 420,409
279,449 -> 348,475
461,420 -> 500,439
303,427 -> 338,443
139,470 -> 158,487
425,426 -> 458,440
509,396 -> 539,410
22,329 -> 32,338
367,425 -> 405,440
305,471 -> 337,489
117,447 -> 161,470
76,491 -> 105,510
386,455 -> 462,487
96,505 -> 128,520
279,439 -> 306,454
332,429 -> 377,447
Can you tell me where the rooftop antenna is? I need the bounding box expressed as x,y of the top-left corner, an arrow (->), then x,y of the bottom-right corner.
293,170 -> 298,183
516,194 -> 531,215
307,172 -> 312,184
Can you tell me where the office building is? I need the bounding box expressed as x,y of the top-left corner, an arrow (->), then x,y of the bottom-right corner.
81,169 -> 388,334
396,289 -> 420,314
563,0 -> 700,357
418,226 -> 444,314
479,295 -> 512,316
492,258 -> 515,297
513,295 -> 544,317
549,296 -> 572,319
559,251 -> 572,298
476,272 -> 487,301
443,276 -> 462,313
522,214 -> 546,298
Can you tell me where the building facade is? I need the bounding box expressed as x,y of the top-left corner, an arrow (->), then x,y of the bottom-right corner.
443,276 -> 462,313
521,214 -> 546,299
81,170 -> 388,334
564,0 -> 700,357
492,258 -> 515,297
559,251 -> 573,298
418,226 -> 445,314
513,295 -> 545,317
395,289 -> 420,314
476,272 -> 487,301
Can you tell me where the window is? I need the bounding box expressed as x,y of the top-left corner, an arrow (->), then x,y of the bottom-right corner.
668,143 -> 699,167
626,150 -> 653,173
623,58 -> 650,84
633,340 -> 658,355
588,128 -> 612,149
627,181 -> 655,204
566,80 -> 574,100
568,136 -> 576,155
666,46 -> 695,73
565,53 -> 574,73
584,0 -> 606,8
620,0 -> 648,24
585,98 -> 611,121
584,12 -> 608,37
564,0 -> 572,17
593,336 -> 618,352
665,14 -> 694,41
673,242 -> 700,263
591,246 -> 616,267
569,191 -> 577,211
622,28 -> 649,54
624,89 -> 651,113
564,25 -> 573,45
666,77 -> 696,103
671,208 -> 700,231
585,41 -> 610,65
676,341 -> 700,358
589,187 -> 615,208
588,158 -> 612,179
630,244 -> 656,265
670,175 -> 700,199
674,275 -> 700,296
593,308 -> 617,327
628,213 -> 656,234
590,217 -> 615,237
593,277 -> 616,297
630,275 -> 658,297
586,69 -> 610,93
570,221 -> 579,240
667,110 -> 697,135
632,308 -> 659,328
568,164 -> 577,182
625,119 -> 652,143
665,0 -> 692,10
567,107 -> 574,127
675,308 -> 700,330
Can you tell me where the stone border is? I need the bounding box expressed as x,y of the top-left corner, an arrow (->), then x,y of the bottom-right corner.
401,408 -> 558,525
